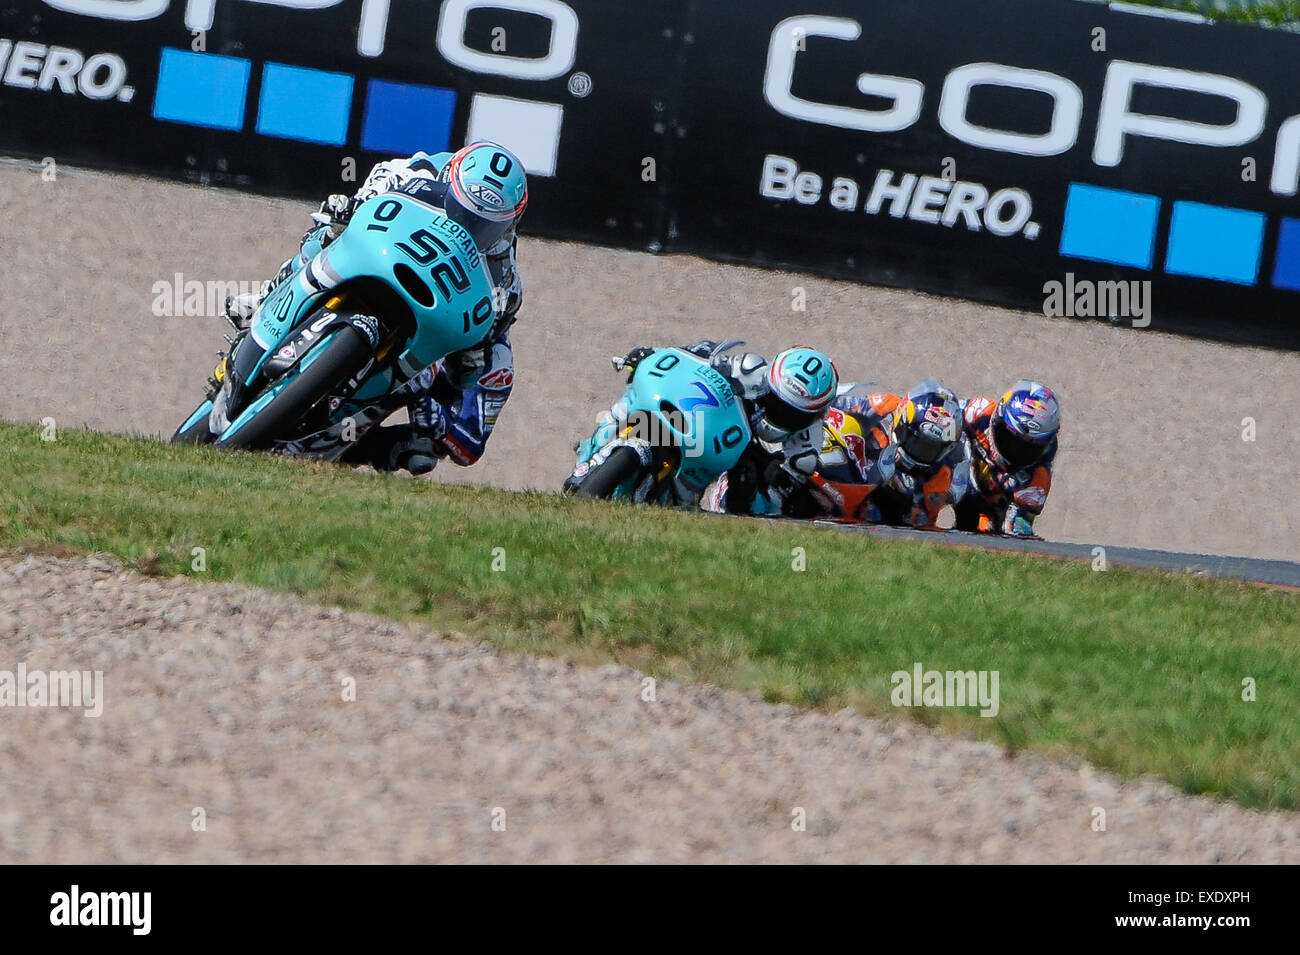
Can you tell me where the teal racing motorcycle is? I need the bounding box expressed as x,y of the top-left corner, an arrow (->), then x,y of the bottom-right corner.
171,179 -> 497,451
564,343 -> 752,503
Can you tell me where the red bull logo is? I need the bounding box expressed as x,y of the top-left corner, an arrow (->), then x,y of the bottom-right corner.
843,432 -> 869,476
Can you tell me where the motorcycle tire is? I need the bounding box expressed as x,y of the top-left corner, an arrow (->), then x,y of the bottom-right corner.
214,325 -> 371,451
566,446 -> 646,500
171,401 -> 217,445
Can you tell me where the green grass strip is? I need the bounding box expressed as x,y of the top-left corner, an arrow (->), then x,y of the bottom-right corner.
1,422 -> 1296,809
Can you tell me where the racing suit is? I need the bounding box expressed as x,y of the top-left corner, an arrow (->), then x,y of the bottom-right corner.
240,151 -> 521,473
817,390 -> 966,528
954,396 -> 1056,536
697,347 -> 823,516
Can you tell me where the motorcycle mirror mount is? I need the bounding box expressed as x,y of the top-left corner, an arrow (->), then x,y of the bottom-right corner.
707,339 -> 746,360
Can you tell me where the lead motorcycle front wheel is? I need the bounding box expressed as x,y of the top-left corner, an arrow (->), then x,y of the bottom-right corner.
171,404 -> 218,445
567,444 -> 688,504
212,324 -> 373,451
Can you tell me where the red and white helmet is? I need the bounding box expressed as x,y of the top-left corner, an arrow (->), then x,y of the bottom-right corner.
439,141 -> 529,252
754,346 -> 839,441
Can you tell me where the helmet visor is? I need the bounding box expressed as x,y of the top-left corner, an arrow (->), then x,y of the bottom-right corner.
992,417 -> 1049,469
900,427 -> 952,466
757,390 -> 822,434
444,189 -> 516,253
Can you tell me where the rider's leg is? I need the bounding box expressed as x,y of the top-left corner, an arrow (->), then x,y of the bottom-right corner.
952,494 -> 994,532
345,423 -> 440,475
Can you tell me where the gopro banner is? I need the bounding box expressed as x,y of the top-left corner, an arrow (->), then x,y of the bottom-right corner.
0,0 -> 681,246
0,1 -> 1298,347
667,0 -> 1300,347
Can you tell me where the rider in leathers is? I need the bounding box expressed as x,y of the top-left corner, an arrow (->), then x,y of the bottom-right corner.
572,340 -> 839,513
225,144 -> 526,474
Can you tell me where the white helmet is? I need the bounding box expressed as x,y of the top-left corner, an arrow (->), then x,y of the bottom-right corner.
753,346 -> 839,442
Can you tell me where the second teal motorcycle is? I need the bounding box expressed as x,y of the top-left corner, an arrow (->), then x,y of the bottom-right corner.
564,344 -> 752,504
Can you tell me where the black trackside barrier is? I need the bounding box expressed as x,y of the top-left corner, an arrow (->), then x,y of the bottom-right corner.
1,1 -> 1297,347
0,0 -> 680,248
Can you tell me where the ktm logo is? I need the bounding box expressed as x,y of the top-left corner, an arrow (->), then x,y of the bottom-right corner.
923,404 -> 954,426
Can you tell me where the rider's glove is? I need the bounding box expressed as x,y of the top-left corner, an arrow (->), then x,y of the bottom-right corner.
443,346 -> 488,387
992,468 -> 1019,493
614,346 -> 655,374
311,194 -> 356,235
762,449 -> 815,500
683,340 -> 721,360
888,469 -> 919,499
410,395 -> 450,442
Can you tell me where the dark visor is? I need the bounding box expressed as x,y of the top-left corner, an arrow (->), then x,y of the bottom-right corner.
901,428 -> 951,465
758,390 -> 821,433
993,417 -> 1048,469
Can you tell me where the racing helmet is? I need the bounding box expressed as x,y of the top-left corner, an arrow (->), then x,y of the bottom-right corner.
753,346 -> 839,442
891,380 -> 962,471
438,141 -> 529,253
988,380 -> 1060,470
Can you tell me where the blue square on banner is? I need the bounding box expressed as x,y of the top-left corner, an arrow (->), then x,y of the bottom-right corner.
361,80 -> 456,155
1059,183 -> 1161,270
153,48 -> 251,131
1165,201 -> 1265,285
1270,218 -> 1300,292
256,63 -> 354,145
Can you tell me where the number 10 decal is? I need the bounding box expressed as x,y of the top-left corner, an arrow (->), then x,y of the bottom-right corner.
713,425 -> 744,455
462,296 -> 493,334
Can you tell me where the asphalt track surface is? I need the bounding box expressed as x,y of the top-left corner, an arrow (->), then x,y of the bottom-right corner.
800,522 -> 1300,589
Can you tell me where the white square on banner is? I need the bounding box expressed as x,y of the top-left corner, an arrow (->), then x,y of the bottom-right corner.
466,94 -> 564,178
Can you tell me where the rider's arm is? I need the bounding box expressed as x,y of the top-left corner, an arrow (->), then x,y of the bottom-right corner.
781,425 -> 822,483
1003,463 -> 1052,535
897,448 -> 962,530
484,236 -> 523,320
354,151 -> 455,202
834,391 -> 901,418
758,425 -> 822,511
